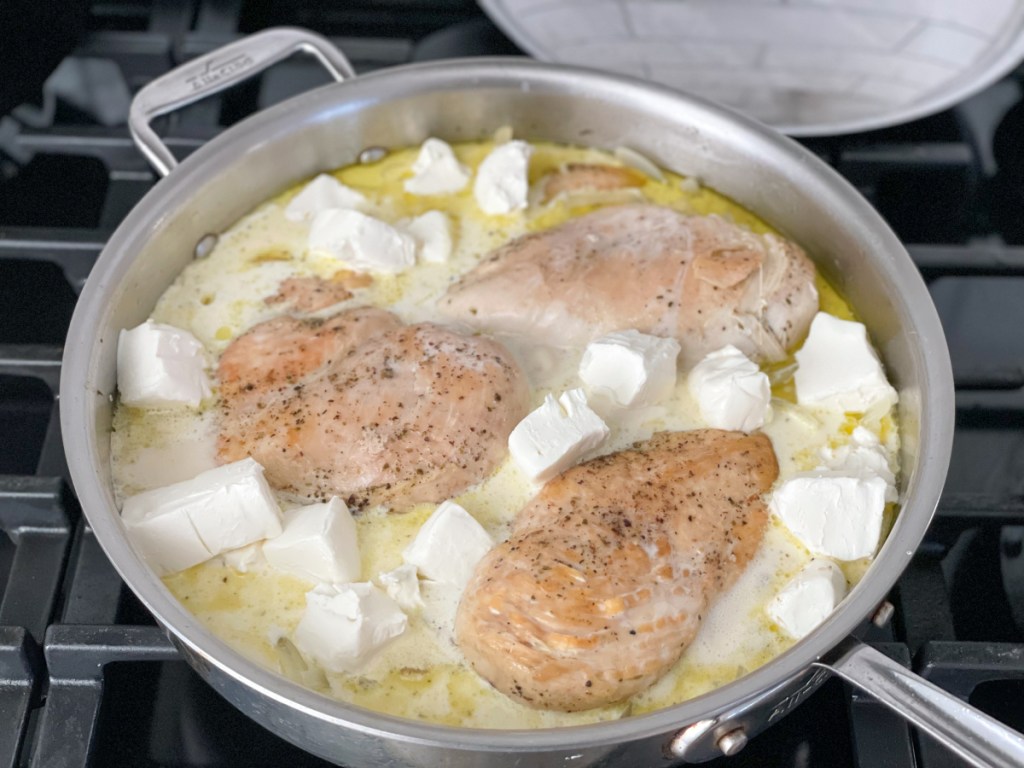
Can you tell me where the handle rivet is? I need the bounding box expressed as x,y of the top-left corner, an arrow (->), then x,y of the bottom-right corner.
359,146 -> 388,164
716,727 -> 748,756
665,719 -> 716,759
194,234 -> 218,259
872,600 -> 895,628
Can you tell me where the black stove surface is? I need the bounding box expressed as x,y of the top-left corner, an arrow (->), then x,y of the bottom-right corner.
2,2 -> 1024,766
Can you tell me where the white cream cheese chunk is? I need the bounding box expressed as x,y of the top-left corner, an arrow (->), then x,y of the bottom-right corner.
404,138 -> 471,195
794,313 -> 898,413
308,209 -> 416,273
473,140 -> 533,215
402,501 -> 493,589
117,320 -> 211,409
284,174 -> 366,221
579,330 -> 680,407
820,426 -> 897,503
263,497 -> 360,584
405,210 -> 453,263
121,500 -> 212,576
293,582 -> 408,673
688,345 -> 770,432
770,472 -> 887,561
378,563 -> 423,611
121,458 -> 282,576
767,558 -> 847,638
221,543 -> 265,573
508,388 -> 610,482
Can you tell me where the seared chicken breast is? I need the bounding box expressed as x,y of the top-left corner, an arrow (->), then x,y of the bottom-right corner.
455,429 -> 779,711
264,272 -> 372,313
217,307 -> 529,508
441,204 -> 818,364
541,163 -> 646,202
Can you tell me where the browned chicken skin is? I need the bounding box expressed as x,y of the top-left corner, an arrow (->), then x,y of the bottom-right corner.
217,307 -> 530,508
455,429 -> 779,711
264,272 -> 372,313
441,204 -> 818,365
541,164 -> 646,203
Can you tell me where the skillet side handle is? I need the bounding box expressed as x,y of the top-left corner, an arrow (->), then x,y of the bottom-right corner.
817,637 -> 1024,768
128,27 -> 355,177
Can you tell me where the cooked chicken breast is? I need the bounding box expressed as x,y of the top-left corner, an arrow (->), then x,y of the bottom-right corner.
541,164 -> 645,203
264,272 -> 372,313
217,307 -> 530,508
441,204 -> 818,364
455,429 -> 778,711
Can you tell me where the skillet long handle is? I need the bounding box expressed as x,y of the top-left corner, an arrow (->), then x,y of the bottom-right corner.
817,637 -> 1024,768
128,27 -> 354,177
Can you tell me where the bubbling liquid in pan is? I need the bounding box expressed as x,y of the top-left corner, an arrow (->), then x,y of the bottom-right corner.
110,140 -> 898,728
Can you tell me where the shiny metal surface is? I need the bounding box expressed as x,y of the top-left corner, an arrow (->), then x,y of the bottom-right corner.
62,32 -> 965,767
714,727 -> 749,757
820,638 -> 1024,768
128,27 -> 355,177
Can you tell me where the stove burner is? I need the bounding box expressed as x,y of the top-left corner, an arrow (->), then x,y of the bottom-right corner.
1,2 -> 1022,766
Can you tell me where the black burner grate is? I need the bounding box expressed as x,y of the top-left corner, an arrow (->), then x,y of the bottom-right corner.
0,627 -> 40,768
1,1 -> 1024,766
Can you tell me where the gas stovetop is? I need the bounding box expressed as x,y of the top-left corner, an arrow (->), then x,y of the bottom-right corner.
2,2 -> 1024,766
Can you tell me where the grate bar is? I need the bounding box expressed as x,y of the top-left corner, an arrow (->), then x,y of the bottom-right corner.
60,526 -> 123,626
916,642 -> 1024,699
179,32 -> 414,69
0,232 -> 104,294
0,346 -> 63,392
31,625 -> 178,768
956,389 -> 1024,411
953,369 -> 1024,391
915,641 -> 1024,768
193,0 -> 242,35
840,143 -> 976,169
847,643 -> 916,768
0,477 -> 73,642
36,403 -> 69,480
149,0 -> 196,37
0,626 -> 41,768
910,244 -> 1024,278
935,493 -> 1024,525
895,556 -> 957,656
44,624 -> 178,680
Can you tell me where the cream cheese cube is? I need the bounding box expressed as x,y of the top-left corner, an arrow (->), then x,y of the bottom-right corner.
769,472 -> 887,561
117,320 -> 211,409
688,345 -> 770,432
405,210 -> 453,263
120,501 -> 212,576
284,174 -> 366,221
508,388 -> 610,482
767,558 -> 848,638
820,426 -> 897,503
294,582 -> 407,673
794,313 -> 898,413
378,563 -> 423,611
308,209 -> 416,273
404,138 -> 471,195
263,497 -> 361,584
121,458 -> 282,575
402,501 -> 493,589
579,330 -> 680,407
474,140 -> 532,215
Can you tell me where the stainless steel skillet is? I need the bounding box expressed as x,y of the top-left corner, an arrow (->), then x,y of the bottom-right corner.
59,26 -> 1024,768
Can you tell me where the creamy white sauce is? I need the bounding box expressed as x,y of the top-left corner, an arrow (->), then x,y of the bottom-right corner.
110,142 -> 899,728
